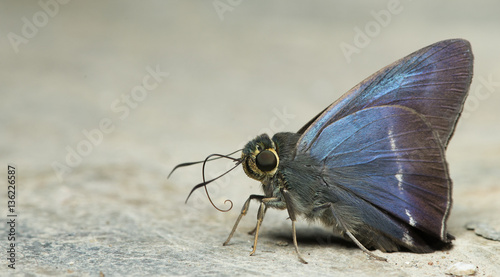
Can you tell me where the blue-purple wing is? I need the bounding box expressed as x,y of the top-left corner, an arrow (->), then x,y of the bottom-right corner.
304,105 -> 451,250
298,39 -> 473,150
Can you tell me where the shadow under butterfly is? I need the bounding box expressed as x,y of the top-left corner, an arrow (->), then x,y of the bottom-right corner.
169,39 -> 474,263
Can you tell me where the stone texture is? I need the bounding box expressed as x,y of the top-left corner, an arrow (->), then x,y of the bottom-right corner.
446,262 -> 477,276
466,222 -> 500,241
1,1 -> 500,276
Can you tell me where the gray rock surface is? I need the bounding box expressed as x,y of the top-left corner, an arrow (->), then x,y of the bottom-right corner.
466,222 -> 500,241
1,1 -> 500,276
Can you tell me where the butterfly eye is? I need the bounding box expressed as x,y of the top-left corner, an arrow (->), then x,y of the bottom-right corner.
255,150 -> 277,172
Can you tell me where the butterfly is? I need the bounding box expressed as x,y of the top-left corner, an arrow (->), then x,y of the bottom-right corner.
170,39 -> 474,263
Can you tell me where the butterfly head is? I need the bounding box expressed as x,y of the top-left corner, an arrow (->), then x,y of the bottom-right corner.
169,134 -> 280,211
241,134 -> 280,181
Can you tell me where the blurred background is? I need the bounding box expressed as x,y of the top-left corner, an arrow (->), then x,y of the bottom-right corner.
1,1 -> 499,275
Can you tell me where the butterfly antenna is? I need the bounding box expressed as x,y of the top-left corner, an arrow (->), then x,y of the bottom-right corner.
168,149 -> 241,178
184,152 -> 242,212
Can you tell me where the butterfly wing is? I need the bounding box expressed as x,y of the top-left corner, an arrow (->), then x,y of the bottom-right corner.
298,39 -> 473,149
290,40 -> 473,251
295,105 -> 451,251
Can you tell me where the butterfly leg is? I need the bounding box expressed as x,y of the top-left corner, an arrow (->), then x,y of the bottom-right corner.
281,189 -> 308,264
249,196 -> 287,257
248,205 -> 267,235
249,201 -> 267,256
223,194 -> 264,246
313,203 -> 387,261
